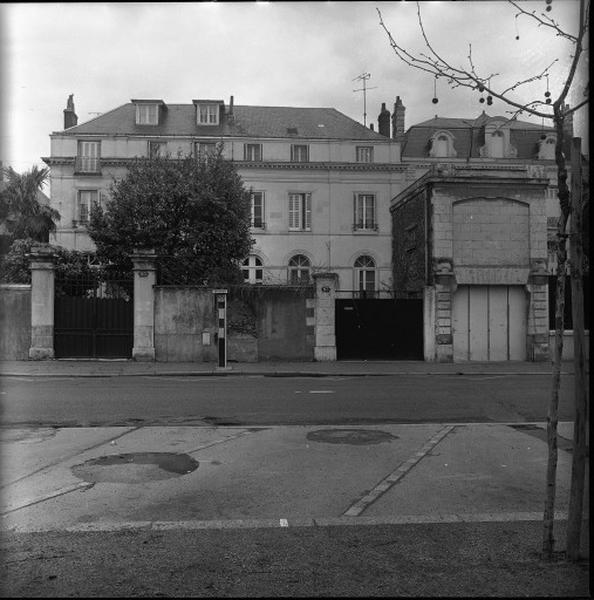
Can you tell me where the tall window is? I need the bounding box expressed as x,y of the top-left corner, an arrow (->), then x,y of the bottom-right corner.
250,192 -> 265,229
288,254 -> 311,284
489,130 -> 504,158
291,144 -> 309,162
354,255 -> 376,296
135,104 -> 159,125
76,141 -> 100,173
244,143 -> 262,161
194,141 -> 217,160
197,104 -> 219,125
356,146 -> 374,163
242,255 -> 264,284
434,135 -> 449,157
289,193 -> 311,231
77,190 -> 99,224
148,141 -> 166,159
354,194 -> 376,231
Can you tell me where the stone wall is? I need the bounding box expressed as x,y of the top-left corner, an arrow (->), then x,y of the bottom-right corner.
0,284 -> 31,360
154,286 -> 314,362
391,188 -> 427,298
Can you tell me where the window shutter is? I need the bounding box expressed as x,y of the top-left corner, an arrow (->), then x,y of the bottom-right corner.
289,194 -> 299,229
304,194 -> 311,230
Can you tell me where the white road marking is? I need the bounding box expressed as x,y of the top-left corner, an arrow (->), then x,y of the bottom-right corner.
309,390 -> 335,394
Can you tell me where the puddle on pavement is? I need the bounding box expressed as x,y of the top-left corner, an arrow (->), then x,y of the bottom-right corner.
71,452 -> 199,484
306,428 -> 398,445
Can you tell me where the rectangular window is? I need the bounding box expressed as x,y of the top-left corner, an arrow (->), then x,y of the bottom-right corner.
197,104 -> 219,125
135,104 -> 159,125
289,193 -> 311,231
194,142 -> 217,160
356,146 -> 374,163
77,190 -> 98,224
250,192 -> 265,229
291,145 -> 309,162
244,143 -> 262,161
76,141 -> 101,173
148,141 -> 166,159
354,194 -> 376,231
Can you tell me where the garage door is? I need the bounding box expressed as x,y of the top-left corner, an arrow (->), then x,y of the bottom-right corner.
452,285 -> 526,361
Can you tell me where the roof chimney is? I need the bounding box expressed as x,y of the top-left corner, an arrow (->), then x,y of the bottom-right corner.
392,96 -> 406,141
378,102 -> 391,137
63,94 -> 78,129
229,95 -> 234,116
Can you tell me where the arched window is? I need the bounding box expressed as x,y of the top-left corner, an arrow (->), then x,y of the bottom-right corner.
288,254 -> 311,284
354,255 -> 376,296
538,135 -> 556,160
489,130 -> 504,158
242,255 -> 263,284
429,131 -> 456,158
434,134 -> 449,157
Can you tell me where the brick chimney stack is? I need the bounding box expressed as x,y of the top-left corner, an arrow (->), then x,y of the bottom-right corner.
63,94 -> 78,129
378,102 -> 391,137
392,96 -> 406,141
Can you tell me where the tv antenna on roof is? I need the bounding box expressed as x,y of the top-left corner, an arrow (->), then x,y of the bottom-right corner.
353,72 -> 377,127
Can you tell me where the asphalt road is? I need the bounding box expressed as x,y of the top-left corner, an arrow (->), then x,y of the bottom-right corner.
0,373 -> 580,426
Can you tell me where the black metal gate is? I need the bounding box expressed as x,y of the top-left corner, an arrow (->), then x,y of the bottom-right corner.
54,273 -> 133,358
335,297 -> 423,360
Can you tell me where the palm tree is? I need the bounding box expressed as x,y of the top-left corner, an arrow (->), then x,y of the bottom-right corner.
0,165 -> 60,244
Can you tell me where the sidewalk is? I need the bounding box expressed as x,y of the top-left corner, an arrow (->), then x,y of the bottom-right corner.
0,358 -> 580,378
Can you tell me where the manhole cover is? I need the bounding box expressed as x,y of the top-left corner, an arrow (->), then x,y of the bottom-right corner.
306,429 -> 398,445
71,452 -> 199,484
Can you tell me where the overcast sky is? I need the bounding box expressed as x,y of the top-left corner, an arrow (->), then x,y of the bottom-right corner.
1,1 -> 588,174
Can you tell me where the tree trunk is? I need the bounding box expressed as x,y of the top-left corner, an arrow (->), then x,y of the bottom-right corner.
566,137 -> 588,561
542,110 -> 571,560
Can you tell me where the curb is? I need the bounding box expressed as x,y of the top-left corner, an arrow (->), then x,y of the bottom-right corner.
0,370 -> 568,378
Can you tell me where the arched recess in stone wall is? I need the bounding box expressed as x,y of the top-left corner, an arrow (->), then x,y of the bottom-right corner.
452,197 -> 530,267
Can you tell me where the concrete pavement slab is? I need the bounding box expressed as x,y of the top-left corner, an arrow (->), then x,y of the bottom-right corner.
363,423 -> 587,519
1,424 -> 441,531
1,422 -> 584,535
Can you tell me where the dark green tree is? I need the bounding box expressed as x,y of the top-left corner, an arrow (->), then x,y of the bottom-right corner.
0,166 -> 60,250
88,149 -> 253,285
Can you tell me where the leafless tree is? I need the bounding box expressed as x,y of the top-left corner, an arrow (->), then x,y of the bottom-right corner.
377,0 -> 589,561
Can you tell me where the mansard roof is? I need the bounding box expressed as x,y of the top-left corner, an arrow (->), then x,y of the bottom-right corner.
54,103 -> 387,141
402,112 -> 557,159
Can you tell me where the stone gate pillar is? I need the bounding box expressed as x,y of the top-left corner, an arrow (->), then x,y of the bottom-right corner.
29,246 -> 55,360
433,262 -> 456,363
131,249 -> 156,361
313,272 -> 338,361
526,263 -> 550,361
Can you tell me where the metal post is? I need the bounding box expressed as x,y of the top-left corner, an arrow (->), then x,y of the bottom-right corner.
213,289 -> 228,369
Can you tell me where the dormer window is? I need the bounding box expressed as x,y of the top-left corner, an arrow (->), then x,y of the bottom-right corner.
538,134 -> 557,160
196,104 -> 220,125
479,123 -> 517,158
489,130 -> 504,158
429,130 -> 456,158
132,100 -> 164,125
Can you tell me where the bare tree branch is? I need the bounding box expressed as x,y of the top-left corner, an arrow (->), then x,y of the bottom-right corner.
508,0 -> 579,42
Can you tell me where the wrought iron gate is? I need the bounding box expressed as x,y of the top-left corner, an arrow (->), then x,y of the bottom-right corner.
54,273 -> 133,358
335,297 -> 423,360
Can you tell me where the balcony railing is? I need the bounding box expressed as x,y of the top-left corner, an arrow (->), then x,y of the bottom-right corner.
75,156 -> 101,174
